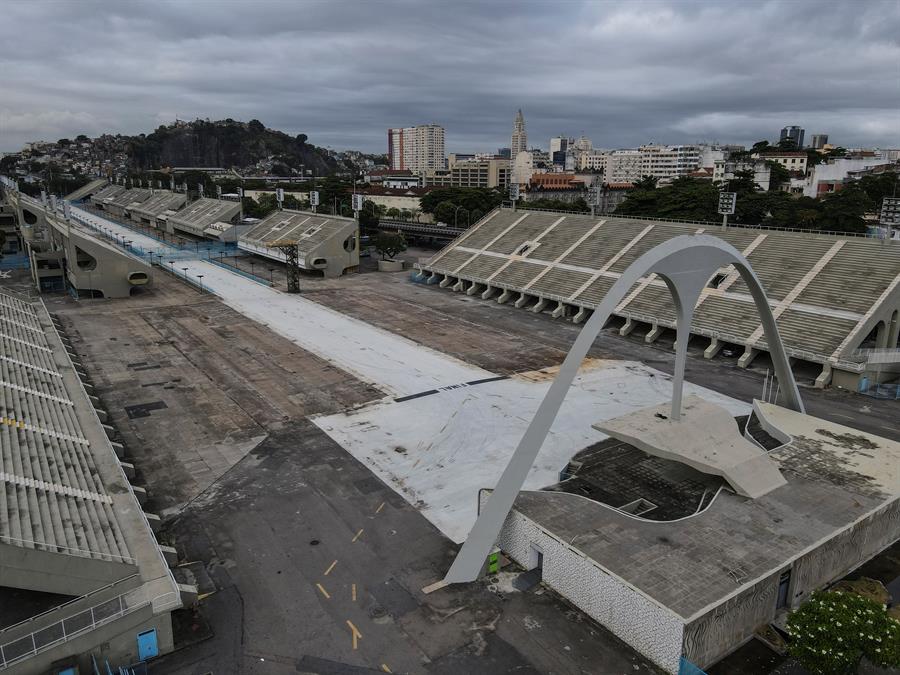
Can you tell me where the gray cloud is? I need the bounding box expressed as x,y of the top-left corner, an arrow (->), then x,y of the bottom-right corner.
1,0 -> 898,153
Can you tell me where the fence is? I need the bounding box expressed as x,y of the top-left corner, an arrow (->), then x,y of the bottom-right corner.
0,580 -> 178,670
857,379 -> 900,400
0,254 -> 29,271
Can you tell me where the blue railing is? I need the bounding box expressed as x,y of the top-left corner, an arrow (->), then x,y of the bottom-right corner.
858,380 -> 900,400
0,254 -> 29,270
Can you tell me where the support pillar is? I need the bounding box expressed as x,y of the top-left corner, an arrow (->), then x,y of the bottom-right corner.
551,302 -> 567,319
426,272 -> 441,285
814,363 -> 833,389
875,320 -> 889,349
439,276 -> 453,288
481,286 -> 499,300
888,313 -> 900,348
497,289 -> 513,304
738,347 -> 759,368
619,318 -> 635,336
466,282 -> 482,296
573,307 -> 589,324
704,337 -> 723,359
452,279 -> 466,292
645,324 -> 663,343
514,293 -> 530,309
530,298 -> 548,314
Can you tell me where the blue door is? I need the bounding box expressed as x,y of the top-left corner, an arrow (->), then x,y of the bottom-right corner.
136,629 -> 158,660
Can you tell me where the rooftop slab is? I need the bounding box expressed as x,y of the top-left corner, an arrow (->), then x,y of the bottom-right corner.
593,395 -> 786,498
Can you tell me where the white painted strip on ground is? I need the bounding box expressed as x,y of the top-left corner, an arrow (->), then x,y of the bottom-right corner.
0,471 -> 111,504
453,213 -> 530,275
0,314 -> 46,336
0,378 -> 73,405
522,219 -> 608,290
0,300 -> 39,319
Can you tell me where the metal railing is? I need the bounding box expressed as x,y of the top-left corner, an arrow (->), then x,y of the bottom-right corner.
0,584 -> 179,669
848,347 -> 900,364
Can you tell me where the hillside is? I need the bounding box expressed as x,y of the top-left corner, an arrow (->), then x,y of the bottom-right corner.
114,118 -> 339,174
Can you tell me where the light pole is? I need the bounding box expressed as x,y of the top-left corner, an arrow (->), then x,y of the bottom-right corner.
269,268 -> 275,286
182,267 -> 189,282
197,274 -> 204,293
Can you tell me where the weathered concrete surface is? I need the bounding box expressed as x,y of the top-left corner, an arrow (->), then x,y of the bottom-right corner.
594,395 -> 786,498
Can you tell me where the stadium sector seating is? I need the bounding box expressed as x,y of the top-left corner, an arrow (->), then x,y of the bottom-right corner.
166,197 -> 241,237
88,184 -> 126,208
239,209 -> 360,278
0,289 -> 183,669
64,179 -> 109,203
128,191 -> 188,227
418,208 -> 900,384
102,188 -> 152,217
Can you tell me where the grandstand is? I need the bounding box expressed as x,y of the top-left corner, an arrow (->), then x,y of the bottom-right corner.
165,197 -> 242,240
239,209 -> 360,278
88,184 -> 126,208
64,179 -> 109,203
102,188 -> 152,218
128,191 -> 187,229
0,290 -> 185,671
417,208 -> 900,387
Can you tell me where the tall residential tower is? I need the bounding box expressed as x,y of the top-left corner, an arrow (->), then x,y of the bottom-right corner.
388,124 -> 446,173
511,109 -> 527,157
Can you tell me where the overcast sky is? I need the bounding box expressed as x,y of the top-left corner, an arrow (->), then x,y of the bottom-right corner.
1,0 -> 898,154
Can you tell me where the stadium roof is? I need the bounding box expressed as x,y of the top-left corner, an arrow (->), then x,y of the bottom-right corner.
88,184 -> 126,204
102,188 -> 152,209
240,209 -> 357,253
166,198 -> 240,236
129,191 -> 187,219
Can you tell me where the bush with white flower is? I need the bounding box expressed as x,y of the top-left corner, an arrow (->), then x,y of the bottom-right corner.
786,591 -> 899,674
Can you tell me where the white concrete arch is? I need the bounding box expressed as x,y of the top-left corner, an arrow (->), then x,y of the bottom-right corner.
443,234 -> 804,584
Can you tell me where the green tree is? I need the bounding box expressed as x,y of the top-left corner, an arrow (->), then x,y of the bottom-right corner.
816,185 -> 872,233
374,231 -> 407,260
786,591 -> 899,674
633,176 -> 659,190
358,199 -> 380,233
766,161 -> 791,191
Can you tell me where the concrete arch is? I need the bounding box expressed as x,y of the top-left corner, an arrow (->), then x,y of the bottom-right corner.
443,234 -> 804,584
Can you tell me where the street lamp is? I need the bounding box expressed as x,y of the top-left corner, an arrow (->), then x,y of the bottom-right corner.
269,268 -> 275,285
182,267 -> 189,282
197,274 -> 204,293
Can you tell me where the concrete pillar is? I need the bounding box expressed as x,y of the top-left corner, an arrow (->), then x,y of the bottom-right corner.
426,272 -> 441,285
131,485 -> 148,505
875,321 -> 889,349
887,312 -> 900,348
530,298 -> 548,314
452,279 -> 466,292
619,318 -> 635,337
82,382 -> 95,393
514,293 -> 530,309
120,461 -> 136,480
179,583 -> 199,606
645,324 -> 664,343
466,282 -> 482,296
738,347 -> 759,369
497,289 -> 513,304
481,286 -> 499,301
573,307 -> 589,324
704,337 -> 723,360
159,544 -> 178,567
439,276 -> 453,288
111,441 -> 125,459
145,512 -> 162,532
551,302 -> 567,319
102,423 -> 117,439
814,363 -> 833,389
94,408 -> 108,423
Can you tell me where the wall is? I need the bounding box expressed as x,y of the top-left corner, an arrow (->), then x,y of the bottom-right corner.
499,508 -> 684,674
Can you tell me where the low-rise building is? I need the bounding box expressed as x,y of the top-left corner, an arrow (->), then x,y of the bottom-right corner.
713,159 -> 772,191
639,144 -> 702,181
753,151 -> 808,175
423,157 -> 511,189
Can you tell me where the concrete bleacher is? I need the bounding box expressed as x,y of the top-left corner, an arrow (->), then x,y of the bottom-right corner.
0,289 -> 185,671
128,191 -> 188,228
418,207 -> 900,384
88,185 -> 126,208
166,197 -> 241,238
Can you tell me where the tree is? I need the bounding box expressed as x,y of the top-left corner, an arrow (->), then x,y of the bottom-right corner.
633,176 -> 659,190
816,185 -> 871,233
374,231 -> 407,261
766,161 -> 791,191
248,119 -> 265,133
358,199 -> 380,232
786,591 -> 899,674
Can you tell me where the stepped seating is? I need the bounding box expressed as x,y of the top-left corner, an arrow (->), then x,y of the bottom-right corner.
0,291 -> 132,563
419,208 -> 900,363
795,240 -> 900,314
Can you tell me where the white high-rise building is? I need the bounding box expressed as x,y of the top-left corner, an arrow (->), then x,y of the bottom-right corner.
639,144 -> 702,181
387,124 -> 446,173
511,110 -> 527,158
604,150 -> 643,183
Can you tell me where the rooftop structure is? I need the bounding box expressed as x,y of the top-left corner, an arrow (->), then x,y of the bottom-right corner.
0,289 -> 183,671
64,179 -> 109,202
102,188 -> 152,218
416,208 -> 900,388
128,191 -> 188,229
88,185 -> 126,208
165,197 -> 242,240
238,209 -> 359,278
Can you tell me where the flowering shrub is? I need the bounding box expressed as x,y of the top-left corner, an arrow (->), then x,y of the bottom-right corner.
786,591 -> 900,674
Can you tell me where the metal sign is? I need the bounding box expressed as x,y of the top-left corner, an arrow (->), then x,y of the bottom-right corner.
587,187 -> 600,205
718,192 -> 737,215
198,184 -> 204,197
880,197 -> 900,225
508,183 -> 520,202
236,186 -> 244,198
309,190 -> 320,207
351,193 -> 364,212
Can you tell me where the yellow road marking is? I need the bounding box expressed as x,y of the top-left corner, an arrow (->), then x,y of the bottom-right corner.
375,501 -> 385,514
381,665 -> 392,673
316,583 -> 330,599
196,591 -> 216,601
346,620 -> 362,650
324,560 -> 337,576
352,583 -> 357,601
352,528 -> 364,542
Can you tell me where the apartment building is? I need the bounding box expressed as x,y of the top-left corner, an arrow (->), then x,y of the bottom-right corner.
387,124 -> 446,173
605,149 -> 643,183
753,151 -> 808,175
639,144 -> 702,181
423,155 -> 511,189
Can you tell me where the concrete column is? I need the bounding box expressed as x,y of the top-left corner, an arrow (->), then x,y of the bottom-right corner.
426,272 -> 441,285
131,485 -> 148,505
120,461 -> 136,480
111,441 -> 125,459
452,279 -> 466,293
875,321 -> 889,349
159,544 -> 178,567
497,289 -> 513,304
573,307 -> 589,324
439,276 -> 453,288
514,293 -> 531,309
887,312 -> 900,348
481,286 -> 499,301
551,302 -> 567,319
704,337 -> 723,359
530,298 -> 548,314
814,363 -> 833,389
645,324 -> 664,343
466,283 -> 482,297
619,318 -> 635,336
738,347 -> 759,368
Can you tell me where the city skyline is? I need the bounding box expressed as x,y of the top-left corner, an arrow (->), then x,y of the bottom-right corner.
1,0 -> 899,154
